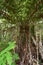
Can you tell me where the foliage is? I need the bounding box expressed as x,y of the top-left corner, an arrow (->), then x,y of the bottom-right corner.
0,0 -> 43,65
0,0 -> 43,24
0,19 -> 17,43
0,41 -> 19,65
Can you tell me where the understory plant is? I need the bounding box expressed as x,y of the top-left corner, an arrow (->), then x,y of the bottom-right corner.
0,41 -> 19,65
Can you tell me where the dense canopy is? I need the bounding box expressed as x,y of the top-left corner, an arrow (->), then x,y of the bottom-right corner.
0,0 -> 43,24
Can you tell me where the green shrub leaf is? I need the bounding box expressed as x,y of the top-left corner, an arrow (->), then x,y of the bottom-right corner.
6,52 -> 12,65
14,53 -> 20,60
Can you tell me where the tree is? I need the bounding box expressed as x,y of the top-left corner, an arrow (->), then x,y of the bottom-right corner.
0,0 -> 43,65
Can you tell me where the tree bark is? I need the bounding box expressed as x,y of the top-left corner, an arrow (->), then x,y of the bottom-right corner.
16,23 -> 37,65
16,24 -> 30,65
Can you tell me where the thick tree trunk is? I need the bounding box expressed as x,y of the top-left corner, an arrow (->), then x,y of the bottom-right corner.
16,24 -> 37,65
16,24 -> 30,65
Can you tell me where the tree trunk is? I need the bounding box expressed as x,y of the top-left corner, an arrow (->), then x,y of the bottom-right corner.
16,23 -> 36,65
16,24 -> 30,65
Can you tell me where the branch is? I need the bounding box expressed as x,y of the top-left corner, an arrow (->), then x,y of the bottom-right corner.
29,0 -> 42,20
32,36 -> 36,45
0,9 -> 13,22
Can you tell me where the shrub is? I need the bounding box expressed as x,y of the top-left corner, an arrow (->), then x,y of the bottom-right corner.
0,41 -> 19,65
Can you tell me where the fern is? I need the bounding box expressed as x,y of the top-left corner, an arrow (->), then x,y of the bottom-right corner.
13,53 -> 20,60
0,41 -> 19,65
6,51 -> 12,65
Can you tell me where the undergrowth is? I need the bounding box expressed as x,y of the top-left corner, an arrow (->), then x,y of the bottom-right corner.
0,41 -> 19,65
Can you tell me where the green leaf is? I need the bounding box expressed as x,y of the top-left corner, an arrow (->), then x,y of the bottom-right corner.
14,53 -> 19,60
12,62 -> 16,65
8,41 -> 16,50
1,59 -> 6,65
6,52 -> 12,65
0,54 -> 6,65
0,41 -> 16,56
